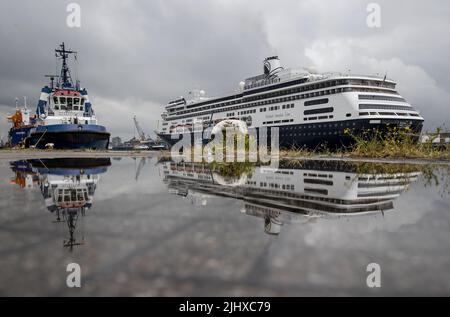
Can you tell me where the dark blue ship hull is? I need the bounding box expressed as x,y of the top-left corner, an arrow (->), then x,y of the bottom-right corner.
27,158 -> 112,175
25,124 -> 110,150
158,118 -> 424,150
9,127 -> 34,147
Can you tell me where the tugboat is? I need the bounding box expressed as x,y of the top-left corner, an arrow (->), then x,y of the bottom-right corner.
19,43 -> 110,149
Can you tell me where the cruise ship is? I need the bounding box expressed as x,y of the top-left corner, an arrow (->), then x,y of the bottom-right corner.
159,160 -> 421,235
156,56 -> 424,149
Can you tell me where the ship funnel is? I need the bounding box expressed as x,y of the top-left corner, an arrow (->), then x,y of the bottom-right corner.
263,56 -> 283,77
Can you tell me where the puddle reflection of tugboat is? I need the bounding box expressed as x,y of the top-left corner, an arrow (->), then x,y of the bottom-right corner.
10,158 -> 111,250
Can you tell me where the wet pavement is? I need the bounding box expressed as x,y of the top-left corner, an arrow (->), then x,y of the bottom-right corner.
0,157 -> 449,296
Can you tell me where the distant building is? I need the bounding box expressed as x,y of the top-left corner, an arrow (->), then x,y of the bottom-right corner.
111,137 -> 122,148
421,132 -> 450,145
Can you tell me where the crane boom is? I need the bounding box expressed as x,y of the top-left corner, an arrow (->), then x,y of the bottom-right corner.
133,116 -> 146,141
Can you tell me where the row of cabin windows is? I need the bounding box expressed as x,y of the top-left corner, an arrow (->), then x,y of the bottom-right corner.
304,178 -> 334,186
242,80 -> 395,103
243,187 -> 371,206
285,131 -> 345,137
260,103 -> 295,113
169,112 -> 341,128
257,182 -> 295,190
281,122 -> 357,130
239,109 -> 256,115
263,119 -> 294,125
304,173 -> 333,179
350,79 -> 395,89
304,188 -> 329,196
269,106 -> 280,111
287,131 -> 338,138
168,107 -> 184,113
53,97 -> 85,106
283,104 -> 295,109
54,104 -> 84,111
359,112 -> 421,117
177,77 -> 364,114
358,95 -> 405,102
243,78 -> 394,106
304,115 -> 334,121
168,86 -> 397,121
304,98 -> 329,106
304,107 -> 334,116
245,88 -> 338,104
274,170 -> 294,175
359,104 -> 413,111
56,188 -> 88,203
244,77 -> 282,90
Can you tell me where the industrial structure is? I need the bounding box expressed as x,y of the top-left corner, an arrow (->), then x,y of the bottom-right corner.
111,116 -> 168,151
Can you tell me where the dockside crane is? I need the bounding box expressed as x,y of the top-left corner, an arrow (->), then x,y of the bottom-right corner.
133,115 -> 149,143
131,115 -> 169,150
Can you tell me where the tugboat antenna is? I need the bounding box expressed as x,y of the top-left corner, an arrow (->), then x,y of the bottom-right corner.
55,42 -> 77,87
45,75 -> 59,89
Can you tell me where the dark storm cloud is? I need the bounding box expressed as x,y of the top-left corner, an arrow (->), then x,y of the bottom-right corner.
1,0 -> 449,139
0,0 -> 272,137
0,0 -> 270,101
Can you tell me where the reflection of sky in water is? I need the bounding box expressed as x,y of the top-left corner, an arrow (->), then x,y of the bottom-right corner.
0,158 -> 449,296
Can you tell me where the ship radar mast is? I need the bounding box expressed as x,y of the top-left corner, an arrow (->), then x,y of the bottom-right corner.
55,42 -> 77,89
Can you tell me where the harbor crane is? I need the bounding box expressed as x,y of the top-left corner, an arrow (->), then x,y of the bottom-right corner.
132,115 -> 168,149
133,115 -> 149,143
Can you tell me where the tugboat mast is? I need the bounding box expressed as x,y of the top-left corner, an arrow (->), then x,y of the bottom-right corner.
55,42 -> 77,88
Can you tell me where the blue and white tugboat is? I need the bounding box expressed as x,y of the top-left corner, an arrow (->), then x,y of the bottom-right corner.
24,43 -> 110,149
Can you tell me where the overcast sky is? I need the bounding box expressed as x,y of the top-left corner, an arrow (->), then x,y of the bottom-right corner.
1,0 -> 449,140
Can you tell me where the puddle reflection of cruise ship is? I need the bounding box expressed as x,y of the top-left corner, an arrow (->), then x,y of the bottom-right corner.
160,161 -> 421,235
10,158 -> 111,249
